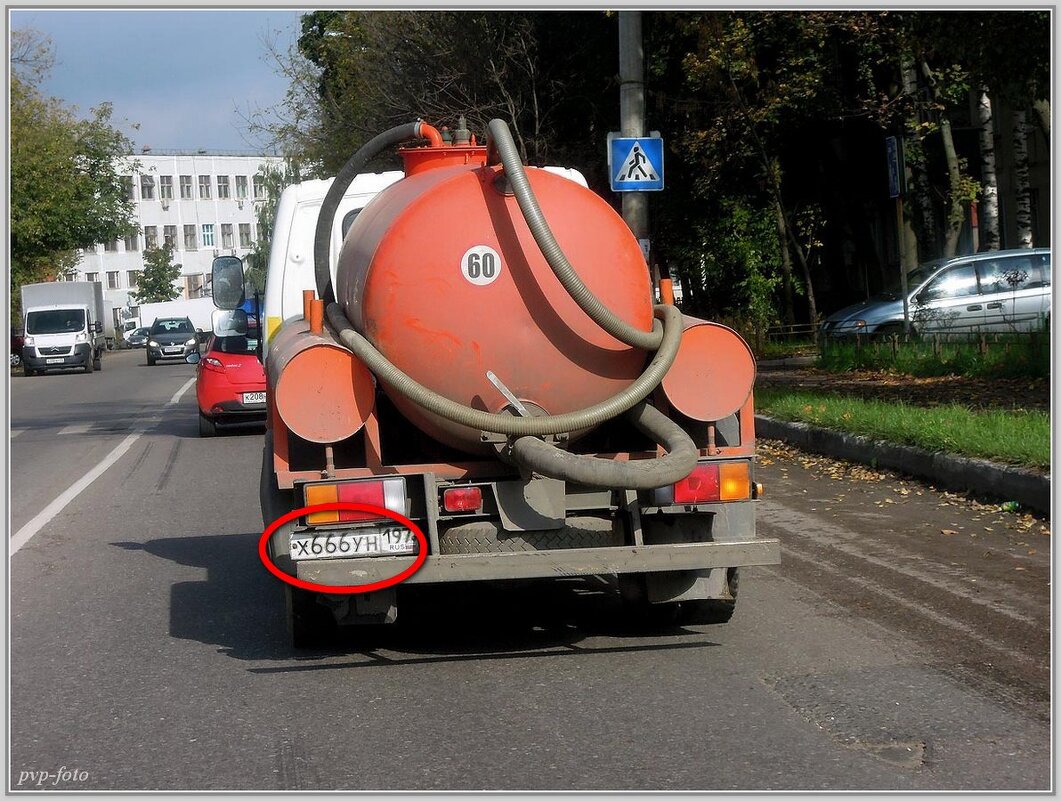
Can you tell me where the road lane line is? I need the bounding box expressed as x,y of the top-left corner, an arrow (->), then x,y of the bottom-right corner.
10,375 -> 198,557
10,428 -> 26,439
57,423 -> 92,436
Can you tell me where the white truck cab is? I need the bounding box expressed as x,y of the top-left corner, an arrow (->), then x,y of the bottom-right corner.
20,281 -> 107,375
262,167 -> 589,359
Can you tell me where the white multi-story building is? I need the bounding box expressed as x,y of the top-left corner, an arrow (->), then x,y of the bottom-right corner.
68,151 -> 283,330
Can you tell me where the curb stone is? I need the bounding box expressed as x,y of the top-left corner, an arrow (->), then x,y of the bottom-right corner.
754,414 -> 1051,516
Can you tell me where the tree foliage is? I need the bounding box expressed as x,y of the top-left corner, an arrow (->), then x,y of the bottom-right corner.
251,11 -> 1049,334
10,28 -> 138,308
133,244 -> 181,304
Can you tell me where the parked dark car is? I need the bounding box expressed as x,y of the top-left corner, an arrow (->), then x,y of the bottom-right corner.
146,317 -> 200,365
10,330 -> 24,367
124,327 -> 149,348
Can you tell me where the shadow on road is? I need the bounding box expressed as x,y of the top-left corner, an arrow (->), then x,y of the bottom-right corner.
111,531 -> 717,668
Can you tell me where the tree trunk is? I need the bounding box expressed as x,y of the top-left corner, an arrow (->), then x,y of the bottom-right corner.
1012,109 -> 1033,247
976,87 -> 1000,251
938,115 -> 964,259
774,194 -> 795,327
1032,98 -> 1050,142
902,56 -> 932,259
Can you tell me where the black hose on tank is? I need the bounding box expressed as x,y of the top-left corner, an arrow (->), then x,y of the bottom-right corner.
313,122 -> 422,303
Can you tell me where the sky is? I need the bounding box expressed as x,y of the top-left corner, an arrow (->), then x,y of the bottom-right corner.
10,9 -> 304,153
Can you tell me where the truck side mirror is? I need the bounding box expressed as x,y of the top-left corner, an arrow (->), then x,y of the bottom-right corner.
93,321 -> 103,333
212,255 -> 246,310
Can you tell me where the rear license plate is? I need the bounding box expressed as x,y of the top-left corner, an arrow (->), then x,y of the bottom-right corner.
242,391 -> 266,405
46,358 -> 64,364
290,527 -> 417,561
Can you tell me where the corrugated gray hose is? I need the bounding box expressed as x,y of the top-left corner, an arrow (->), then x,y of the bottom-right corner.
317,119 -> 696,488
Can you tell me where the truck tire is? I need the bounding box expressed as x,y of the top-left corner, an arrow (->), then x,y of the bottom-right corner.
84,359 -> 94,374
93,354 -> 102,371
198,413 -> 217,438
23,366 -> 36,377
285,586 -> 336,649
677,568 -> 739,625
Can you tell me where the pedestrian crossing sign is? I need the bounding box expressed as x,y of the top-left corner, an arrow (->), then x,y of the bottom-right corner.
609,136 -> 664,192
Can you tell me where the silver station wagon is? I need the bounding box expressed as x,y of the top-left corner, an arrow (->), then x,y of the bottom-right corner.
823,248 -> 1051,337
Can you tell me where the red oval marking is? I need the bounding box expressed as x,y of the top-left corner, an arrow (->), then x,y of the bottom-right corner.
259,502 -> 427,594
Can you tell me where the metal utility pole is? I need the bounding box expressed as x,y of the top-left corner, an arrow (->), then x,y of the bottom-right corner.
618,12 -> 654,282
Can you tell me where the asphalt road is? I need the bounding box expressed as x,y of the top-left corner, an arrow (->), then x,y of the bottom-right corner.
8,350 -> 1051,791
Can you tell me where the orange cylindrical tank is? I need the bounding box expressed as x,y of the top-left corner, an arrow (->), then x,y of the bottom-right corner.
267,320 -> 375,444
335,154 -> 654,454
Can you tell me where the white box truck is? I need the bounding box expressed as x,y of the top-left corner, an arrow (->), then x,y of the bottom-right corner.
20,281 -> 107,375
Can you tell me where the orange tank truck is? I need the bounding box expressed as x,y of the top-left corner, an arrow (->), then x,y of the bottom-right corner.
246,117 -> 780,646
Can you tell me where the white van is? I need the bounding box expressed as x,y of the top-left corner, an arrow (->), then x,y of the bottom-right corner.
262,167 -> 589,358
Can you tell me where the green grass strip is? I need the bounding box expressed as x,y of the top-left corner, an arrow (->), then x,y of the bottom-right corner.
755,387 -> 1051,469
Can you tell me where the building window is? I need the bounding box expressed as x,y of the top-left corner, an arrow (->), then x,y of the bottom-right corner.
144,225 -> 158,249
159,175 -> 173,200
217,175 -> 230,199
107,271 -> 120,289
184,224 -> 198,250
104,239 -> 119,252
163,225 -> 177,248
202,224 -> 215,247
198,175 -> 211,199
235,175 -> 248,199
86,272 -> 99,283
185,274 -> 205,299
124,233 -> 139,252
239,223 -> 252,247
127,270 -> 141,289
253,177 -> 266,200
221,223 -> 234,249
180,175 -> 193,200
140,174 -> 155,201
121,175 -> 135,201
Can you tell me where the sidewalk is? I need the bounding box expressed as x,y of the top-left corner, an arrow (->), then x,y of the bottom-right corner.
753,360 -> 1051,515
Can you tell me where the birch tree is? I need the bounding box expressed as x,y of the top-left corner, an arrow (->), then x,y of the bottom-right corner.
975,89 -> 1000,251
1011,110 -> 1033,247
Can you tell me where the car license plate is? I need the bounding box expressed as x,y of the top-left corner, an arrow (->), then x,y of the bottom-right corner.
46,358 -> 64,364
289,527 -> 417,561
242,391 -> 266,405
164,346 -> 182,354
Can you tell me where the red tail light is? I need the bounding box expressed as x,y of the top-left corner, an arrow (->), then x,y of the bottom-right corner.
673,463 -> 720,503
305,478 -> 407,525
653,461 -> 753,506
202,356 -> 225,373
443,486 -> 483,513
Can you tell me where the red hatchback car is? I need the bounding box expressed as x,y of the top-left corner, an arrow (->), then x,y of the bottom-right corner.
195,334 -> 267,437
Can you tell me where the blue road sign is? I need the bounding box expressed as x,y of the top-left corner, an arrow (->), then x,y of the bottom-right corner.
610,136 -> 664,192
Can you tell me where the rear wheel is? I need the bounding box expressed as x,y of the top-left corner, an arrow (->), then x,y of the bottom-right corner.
677,568 -> 739,625
286,587 -> 336,649
198,413 -> 217,438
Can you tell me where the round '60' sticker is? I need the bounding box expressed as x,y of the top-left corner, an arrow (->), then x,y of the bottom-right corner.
460,245 -> 502,286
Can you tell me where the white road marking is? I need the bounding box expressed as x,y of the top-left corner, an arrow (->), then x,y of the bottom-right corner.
10,428 -> 26,439
10,375 -> 198,557
57,423 -> 92,436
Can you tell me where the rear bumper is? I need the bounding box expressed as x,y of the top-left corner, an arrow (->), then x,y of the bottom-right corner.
289,539 -> 780,587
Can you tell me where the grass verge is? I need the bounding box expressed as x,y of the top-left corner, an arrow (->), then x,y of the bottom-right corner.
755,387 -> 1050,469
817,333 -> 1049,379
